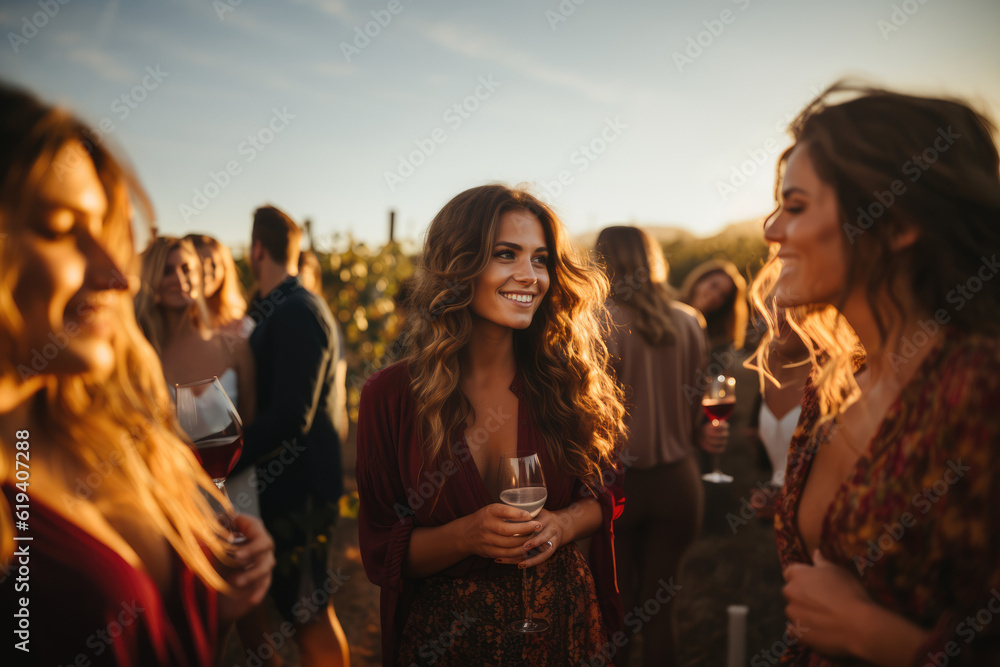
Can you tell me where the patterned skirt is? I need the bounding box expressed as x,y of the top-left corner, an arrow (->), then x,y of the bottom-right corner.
397,543 -> 611,666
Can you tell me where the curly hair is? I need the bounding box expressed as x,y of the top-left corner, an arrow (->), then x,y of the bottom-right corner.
404,184 -> 626,489
749,80 -> 1000,433
0,83 -> 234,588
594,225 -> 678,346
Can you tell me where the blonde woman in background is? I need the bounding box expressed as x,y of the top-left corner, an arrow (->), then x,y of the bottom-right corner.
135,236 -> 255,422
0,83 -> 274,666
185,233 -> 252,338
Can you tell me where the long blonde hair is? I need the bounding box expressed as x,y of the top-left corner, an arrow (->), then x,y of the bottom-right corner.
185,233 -> 247,328
405,185 -> 626,489
750,81 -> 1000,434
594,225 -> 678,346
134,236 -> 212,355
0,84 -> 234,588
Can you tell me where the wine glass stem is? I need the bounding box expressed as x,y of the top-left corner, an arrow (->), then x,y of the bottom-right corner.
522,567 -> 531,622
710,418 -> 721,471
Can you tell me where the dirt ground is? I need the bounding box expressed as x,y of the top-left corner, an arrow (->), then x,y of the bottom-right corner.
324,356 -> 787,667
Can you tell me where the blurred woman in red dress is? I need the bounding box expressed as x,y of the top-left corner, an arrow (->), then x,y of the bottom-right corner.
0,84 -> 274,666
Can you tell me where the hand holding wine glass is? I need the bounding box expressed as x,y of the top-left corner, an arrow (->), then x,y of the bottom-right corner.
498,452 -> 549,634
175,376 -> 245,539
702,374 -> 736,484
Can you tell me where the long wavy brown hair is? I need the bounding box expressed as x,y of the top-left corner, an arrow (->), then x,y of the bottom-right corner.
0,84 -> 234,587
749,81 -> 1000,433
405,184 -> 626,489
594,225 -> 678,346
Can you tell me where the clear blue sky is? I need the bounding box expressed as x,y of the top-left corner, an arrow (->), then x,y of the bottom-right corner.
3,0 -> 998,255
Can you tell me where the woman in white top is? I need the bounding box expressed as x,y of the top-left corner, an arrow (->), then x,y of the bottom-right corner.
135,236 -> 255,420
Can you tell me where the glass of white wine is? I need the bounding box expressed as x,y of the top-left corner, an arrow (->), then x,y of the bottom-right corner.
498,452 -> 549,634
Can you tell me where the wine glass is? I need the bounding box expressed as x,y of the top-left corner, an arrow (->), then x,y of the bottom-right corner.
701,374 -> 737,484
498,452 -> 549,634
175,377 -> 245,539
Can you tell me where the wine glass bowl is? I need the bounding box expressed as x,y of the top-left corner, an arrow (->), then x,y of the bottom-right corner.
175,377 -> 244,489
498,452 -> 549,634
175,377 -> 246,543
701,374 -> 736,484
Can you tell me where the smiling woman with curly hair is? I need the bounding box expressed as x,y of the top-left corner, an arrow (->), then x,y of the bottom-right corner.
356,184 -> 627,666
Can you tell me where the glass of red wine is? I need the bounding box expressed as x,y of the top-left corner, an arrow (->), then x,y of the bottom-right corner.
701,374 -> 736,484
175,377 -> 245,540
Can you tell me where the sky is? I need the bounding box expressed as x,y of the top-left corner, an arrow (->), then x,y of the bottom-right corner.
2,0 -> 999,255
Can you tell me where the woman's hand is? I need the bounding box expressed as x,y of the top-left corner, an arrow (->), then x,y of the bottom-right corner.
497,498 -> 603,569
700,420 -> 730,454
496,508 -> 568,568
217,514 -> 276,626
782,549 -> 870,657
462,503 -> 539,561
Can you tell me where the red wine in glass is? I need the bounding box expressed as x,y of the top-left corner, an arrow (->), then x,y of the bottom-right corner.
702,397 -> 736,423
175,377 -> 245,542
702,374 -> 736,484
193,433 -> 243,481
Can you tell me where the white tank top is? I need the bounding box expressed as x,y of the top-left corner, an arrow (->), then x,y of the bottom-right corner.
758,402 -> 802,486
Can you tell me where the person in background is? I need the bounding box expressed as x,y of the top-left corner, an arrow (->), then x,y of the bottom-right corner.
299,249 -> 349,446
0,83 -> 274,666
680,259 -> 748,369
755,81 -> 1000,665
233,206 -> 348,667
356,184 -> 628,666
595,225 -> 725,667
184,233 -> 249,335
135,236 -> 256,422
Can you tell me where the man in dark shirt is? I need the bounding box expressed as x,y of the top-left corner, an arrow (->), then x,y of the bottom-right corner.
233,205 -> 347,660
